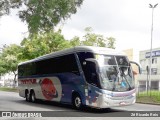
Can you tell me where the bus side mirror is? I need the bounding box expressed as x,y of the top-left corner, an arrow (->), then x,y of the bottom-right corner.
129,61 -> 142,74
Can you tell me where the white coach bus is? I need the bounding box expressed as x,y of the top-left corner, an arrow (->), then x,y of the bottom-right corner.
18,46 -> 141,109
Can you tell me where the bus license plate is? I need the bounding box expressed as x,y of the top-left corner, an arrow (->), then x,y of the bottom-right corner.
119,102 -> 126,106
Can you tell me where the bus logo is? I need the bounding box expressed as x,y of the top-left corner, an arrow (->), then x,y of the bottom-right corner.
40,78 -> 58,100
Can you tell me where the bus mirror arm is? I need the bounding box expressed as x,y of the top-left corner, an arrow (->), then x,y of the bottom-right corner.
85,58 -> 99,66
85,58 -> 97,63
129,61 -> 142,74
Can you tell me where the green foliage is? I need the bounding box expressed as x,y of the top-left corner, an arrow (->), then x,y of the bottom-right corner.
0,0 -> 9,17
20,27 -> 116,61
21,30 -> 71,60
0,0 -> 84,34
0,58 -> 6,75
0,44 -> 21,74
69,36 -> 81,47
69,27 -> 116,49
0,44 -> 22,86
82,27 -> 106,47
107,37 -> 116,49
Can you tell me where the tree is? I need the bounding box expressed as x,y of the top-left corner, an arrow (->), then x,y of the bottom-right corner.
0,0 -> 84,34
70,27 -> 116,49
82,27 -> 105,47
0,30 -> 71,86
107,37 -> 116,49
0,44 -> 22,87
21,30 -> 71,60
69,36 -> 81,47
0,58 -> 6,75
0,0 -> 9,17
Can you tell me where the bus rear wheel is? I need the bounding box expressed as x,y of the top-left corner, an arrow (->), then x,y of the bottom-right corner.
72,94 -> 82,109
30,91 -> 36,103
25,91 -> 30,102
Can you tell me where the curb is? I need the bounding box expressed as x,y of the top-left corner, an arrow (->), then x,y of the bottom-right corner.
136,102 -> 160,106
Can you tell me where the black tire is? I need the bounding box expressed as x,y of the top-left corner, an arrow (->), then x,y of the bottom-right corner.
30,91 -> 36,103
25,91 -> 30,102
72,94 -> 82,109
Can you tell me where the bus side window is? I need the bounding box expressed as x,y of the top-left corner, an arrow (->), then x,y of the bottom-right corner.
35,54 -> 80,75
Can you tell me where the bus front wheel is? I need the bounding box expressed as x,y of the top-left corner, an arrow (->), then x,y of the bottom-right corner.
72,94 -> 82,109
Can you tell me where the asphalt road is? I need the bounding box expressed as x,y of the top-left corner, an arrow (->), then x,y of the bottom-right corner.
0,91 -> 160,120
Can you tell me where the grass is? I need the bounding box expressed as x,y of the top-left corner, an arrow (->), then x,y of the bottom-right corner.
136,90 -> 160,105
0,87 -> 18,92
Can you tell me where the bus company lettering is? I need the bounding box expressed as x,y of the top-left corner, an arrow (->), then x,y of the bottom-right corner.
40,78 -> 58,100
20,79 -> 36,84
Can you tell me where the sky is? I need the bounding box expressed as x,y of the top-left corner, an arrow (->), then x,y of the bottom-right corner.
0,0 -> 160,53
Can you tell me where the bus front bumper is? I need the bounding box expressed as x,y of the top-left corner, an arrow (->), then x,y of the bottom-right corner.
98,93 -> 136,108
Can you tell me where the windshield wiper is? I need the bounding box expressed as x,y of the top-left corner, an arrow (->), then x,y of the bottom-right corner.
118,66 -> 132,90
121,74 -> 132,90
112,77 -> 118,91
112,81 -> 116,91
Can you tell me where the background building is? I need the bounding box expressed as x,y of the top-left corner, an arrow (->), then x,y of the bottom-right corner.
0,76 -> 4,86
0,73 -> 17,87
137,47 -> 160,91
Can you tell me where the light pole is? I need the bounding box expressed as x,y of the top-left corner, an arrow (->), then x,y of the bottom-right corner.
148,3 -> 158,92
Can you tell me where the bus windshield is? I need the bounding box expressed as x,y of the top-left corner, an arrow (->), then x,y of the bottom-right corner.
97,55 -> 134,92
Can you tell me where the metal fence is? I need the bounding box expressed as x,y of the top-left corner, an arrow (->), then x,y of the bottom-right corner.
136,86 -> 160,97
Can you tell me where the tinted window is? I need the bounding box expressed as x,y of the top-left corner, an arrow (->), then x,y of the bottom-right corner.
18,54 -> 79,77
104,56 -> 116,65
77,52 -> 94,80
18,62 -> 36,77
36,54 -> 79,75
77,52 -> 94,65
116,56 -> 129,66
77,52 -> 100,87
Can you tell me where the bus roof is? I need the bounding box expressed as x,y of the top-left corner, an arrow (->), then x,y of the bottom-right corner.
18,46 -> 125,65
